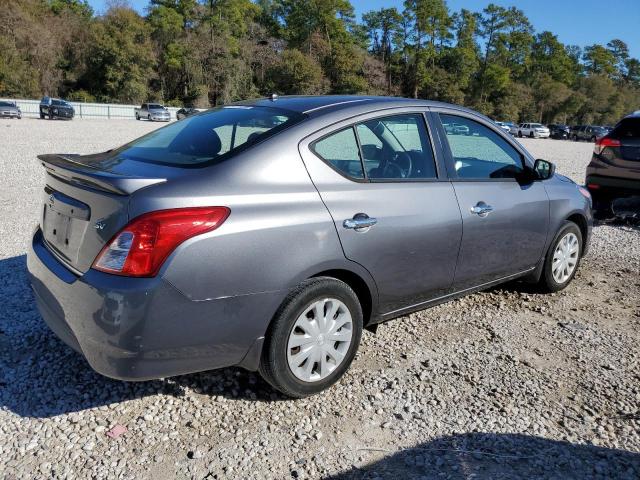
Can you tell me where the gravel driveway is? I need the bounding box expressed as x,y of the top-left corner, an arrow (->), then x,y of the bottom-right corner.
1,118 -> 639,479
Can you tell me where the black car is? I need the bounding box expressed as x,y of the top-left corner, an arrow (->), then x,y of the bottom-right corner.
548,124 -> 570,139
176,107 -> 200,120
40,96 -> 75,120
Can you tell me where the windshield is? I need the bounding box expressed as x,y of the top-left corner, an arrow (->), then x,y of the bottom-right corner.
111,106 -> 304,167
531,123 -> 544,128
52,99 -> 70,106
148,104 -> 164,109
0,101 -> 15,107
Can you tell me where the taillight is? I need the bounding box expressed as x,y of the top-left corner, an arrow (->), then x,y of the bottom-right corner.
92,207 -> 230,277
594,137 -> 621,155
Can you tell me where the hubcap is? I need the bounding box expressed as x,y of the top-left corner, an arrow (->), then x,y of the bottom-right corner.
552,232 -> 579,284
287,298 -> 353,383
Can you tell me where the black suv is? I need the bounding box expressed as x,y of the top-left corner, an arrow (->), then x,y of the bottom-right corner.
571,125 -> 608,142
548,124 -> 570,140
40,96 -> 75,120
586,114 -> 640,214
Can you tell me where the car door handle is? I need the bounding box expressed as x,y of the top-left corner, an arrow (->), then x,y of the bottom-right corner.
343,214 -> 377,231
470,202 -> 494,217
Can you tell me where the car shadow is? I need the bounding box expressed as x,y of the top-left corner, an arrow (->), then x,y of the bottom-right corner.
0,254 -> 284,419
326,432 -> 640,479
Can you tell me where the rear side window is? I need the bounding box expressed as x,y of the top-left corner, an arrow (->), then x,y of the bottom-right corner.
312,128 -> 364,179
111,106 -> 303,167
440,114 -> 523,179
611,118 -> 640,138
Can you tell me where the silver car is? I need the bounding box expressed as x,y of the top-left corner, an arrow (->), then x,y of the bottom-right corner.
0,100 -> 21,119
27,96 -> 593,397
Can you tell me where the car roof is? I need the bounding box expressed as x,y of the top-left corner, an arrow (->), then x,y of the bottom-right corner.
232,95 -> 482,118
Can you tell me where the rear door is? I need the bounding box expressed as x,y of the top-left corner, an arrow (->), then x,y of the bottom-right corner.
299,109 -> 462,315
433,110 -> 549,289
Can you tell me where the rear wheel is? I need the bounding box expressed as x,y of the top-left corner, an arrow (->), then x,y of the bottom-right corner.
147,114 -> 151,121
538,221 -> 582,292
135,113 -> 139,120
518,131 -> 523,138
259,277 -> 363,398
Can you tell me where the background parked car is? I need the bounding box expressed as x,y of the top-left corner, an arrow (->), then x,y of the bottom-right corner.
39,97 -> 74,120
517,123 -> 550,138
493,121 -> 511,134
442,122 -> 470,135
586,113 -> 640,215
548,124 -> 570,140
571,125 -> 608,142
135,103 -> 170,122
176,107 -> 201,120
0,101 -> 21,119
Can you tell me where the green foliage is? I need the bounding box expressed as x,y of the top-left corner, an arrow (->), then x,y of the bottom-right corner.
268,49 -> 327,95
0,0 -> 638,125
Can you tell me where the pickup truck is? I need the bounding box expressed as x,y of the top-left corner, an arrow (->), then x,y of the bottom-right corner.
516,123 -> 550,138
135,103 -> 170,122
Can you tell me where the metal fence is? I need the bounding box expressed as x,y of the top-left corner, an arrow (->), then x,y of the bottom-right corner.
0,98 -> 181,120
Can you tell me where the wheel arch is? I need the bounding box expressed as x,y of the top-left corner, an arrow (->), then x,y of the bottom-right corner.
566,212 -> 589,254
310,268 -> 377,328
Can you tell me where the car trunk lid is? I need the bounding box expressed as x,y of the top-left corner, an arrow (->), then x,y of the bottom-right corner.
37,153 -> 168,274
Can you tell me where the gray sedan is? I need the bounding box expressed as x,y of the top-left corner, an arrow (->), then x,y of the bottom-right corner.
0,101 -> 21,119
27,96 -> 593,397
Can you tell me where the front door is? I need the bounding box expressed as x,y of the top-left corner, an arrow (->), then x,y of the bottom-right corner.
435,111 -> 550,290
299,111 -> 462,315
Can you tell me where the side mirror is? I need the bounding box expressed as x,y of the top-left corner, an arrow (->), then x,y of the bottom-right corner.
533,159 -> 555,180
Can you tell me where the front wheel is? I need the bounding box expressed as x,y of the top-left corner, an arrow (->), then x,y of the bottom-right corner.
529,132 -> 534,138
518,131 -> 523,138
538,221 -> 582,293
259,277 -> 363,398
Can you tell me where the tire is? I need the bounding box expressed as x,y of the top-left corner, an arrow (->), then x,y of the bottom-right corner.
591,192 -> 613,219
147,114 -> 151,121
590,136 -> 596,142
529,132 -> 534,138
538,221 -> 583,293
49,111 -> 54,120
40,112 -> 45,119
259,277 -> 363,398
135,114 -> 139,120
518,131 -> 523,138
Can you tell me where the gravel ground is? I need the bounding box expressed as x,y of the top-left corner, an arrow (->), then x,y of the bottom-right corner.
1,118 -> 639,479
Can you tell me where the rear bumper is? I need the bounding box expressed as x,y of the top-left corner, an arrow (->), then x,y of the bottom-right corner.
586,174 -> 640,197
27,228 -> 282,380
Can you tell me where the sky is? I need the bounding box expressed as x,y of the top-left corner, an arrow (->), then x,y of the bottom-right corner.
87,0 -> 640,58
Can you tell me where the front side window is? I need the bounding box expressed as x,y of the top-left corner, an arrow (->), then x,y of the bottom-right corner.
440,114 -> 524,180
356,114 -> 437,179
312,128 -> 364,179
110,106 -> 303,167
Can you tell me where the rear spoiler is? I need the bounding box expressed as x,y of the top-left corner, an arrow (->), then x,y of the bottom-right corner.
37,154 -> 166,195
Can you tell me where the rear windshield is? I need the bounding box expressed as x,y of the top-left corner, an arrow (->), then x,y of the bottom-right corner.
112,106 -> 304,167
610,118 -> 640,139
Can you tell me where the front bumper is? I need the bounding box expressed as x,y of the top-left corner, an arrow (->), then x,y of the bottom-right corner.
27,228 -> 281,380
535,131 -> 550,138
1,110 -> 21,118
150,113 -> 170,122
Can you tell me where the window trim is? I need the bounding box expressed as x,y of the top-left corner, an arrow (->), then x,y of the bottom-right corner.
309,112 -> 440,183
435,111 -> 530,183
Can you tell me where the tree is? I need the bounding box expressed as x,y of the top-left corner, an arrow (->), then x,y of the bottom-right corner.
267,48 -> 327,94
83,6 -> 156,102
583,44 -> 617,76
